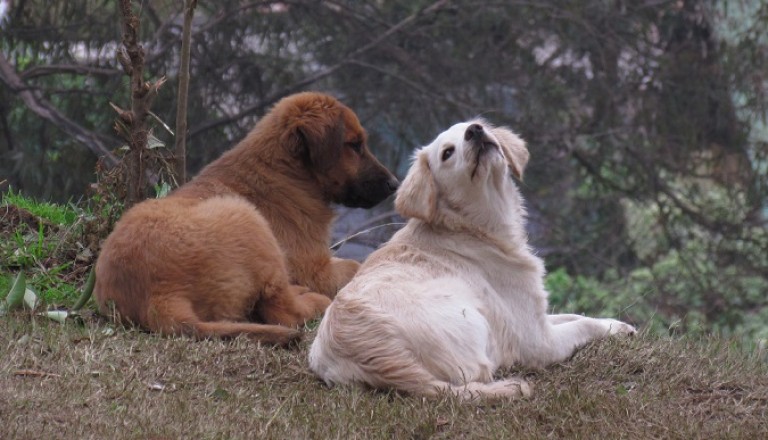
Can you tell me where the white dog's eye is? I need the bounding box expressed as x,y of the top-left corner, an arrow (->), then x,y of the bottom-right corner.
441,145 -> 455,162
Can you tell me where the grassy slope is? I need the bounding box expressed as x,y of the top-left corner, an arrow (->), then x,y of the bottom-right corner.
1,316 -> 766,439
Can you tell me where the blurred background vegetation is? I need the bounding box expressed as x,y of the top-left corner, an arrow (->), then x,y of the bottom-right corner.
1,0 -> 766,339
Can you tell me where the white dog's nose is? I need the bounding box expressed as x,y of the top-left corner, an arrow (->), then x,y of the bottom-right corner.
464,123 -> 484,141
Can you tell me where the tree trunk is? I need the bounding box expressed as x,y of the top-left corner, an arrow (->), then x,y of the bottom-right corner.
117,0 -> 165,207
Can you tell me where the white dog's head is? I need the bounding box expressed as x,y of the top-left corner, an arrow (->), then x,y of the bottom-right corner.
395,120 -> 529,234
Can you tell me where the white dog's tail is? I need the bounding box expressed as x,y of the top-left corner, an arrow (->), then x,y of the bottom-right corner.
309,298 -> 532,401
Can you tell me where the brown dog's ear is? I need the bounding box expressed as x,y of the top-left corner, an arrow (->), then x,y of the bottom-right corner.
296,112 -> 345,171
395,151 -> 437,222
282,95 -> 345,171
491,126 -> 529,180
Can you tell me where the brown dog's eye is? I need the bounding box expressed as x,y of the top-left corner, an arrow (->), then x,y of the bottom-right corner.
441,146 -> 455,161
348,141 -> 363,154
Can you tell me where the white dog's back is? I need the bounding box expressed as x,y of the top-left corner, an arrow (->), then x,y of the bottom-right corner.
309,229 -> 530,398
309,221 -> 535,399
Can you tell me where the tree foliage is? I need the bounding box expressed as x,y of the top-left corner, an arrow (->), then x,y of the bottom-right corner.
0,0 -> 766,336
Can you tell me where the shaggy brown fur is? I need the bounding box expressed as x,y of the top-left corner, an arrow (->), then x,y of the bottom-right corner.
94,92 -> 398,345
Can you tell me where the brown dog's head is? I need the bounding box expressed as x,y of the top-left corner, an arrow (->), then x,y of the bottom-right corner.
272,92 -> 399,208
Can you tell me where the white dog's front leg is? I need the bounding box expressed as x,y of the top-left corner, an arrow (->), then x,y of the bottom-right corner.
525,316 -> 635,367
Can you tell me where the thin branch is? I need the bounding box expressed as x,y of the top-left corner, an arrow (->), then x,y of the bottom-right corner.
348,60 -> 476,112
20,64 -> 121,80
188,0 -> 452,139
174,0 -> 196,185
331,222 -> 406,251
0,52 -> 118,166
195,1 -> 280,34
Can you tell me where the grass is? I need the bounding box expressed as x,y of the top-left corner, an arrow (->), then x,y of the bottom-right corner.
1,190 -> 93,306
1,316 -> 766,439
1,189 -> 80,226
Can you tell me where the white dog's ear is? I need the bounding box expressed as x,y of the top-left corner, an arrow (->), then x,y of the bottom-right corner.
492,127 -> 529,180
395,151 -> 436,222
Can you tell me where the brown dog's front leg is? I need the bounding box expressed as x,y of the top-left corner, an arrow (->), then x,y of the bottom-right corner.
257,285 -> 331,327
328,257 -> 360,295
287,254 -> 360,299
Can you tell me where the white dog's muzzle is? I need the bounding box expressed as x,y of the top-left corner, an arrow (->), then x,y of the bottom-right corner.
465,123 -> 501,178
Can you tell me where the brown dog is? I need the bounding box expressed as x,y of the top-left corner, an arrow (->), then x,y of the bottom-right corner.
94,92 -> 399,345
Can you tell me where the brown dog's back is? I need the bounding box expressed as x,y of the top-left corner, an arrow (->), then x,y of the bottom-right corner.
95,196 -> 310,345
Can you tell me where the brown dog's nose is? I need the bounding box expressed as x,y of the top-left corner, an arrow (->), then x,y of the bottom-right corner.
386,176 -> 400,192
465,123 -> 484,141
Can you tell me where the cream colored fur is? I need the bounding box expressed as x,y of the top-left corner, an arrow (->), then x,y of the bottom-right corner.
309,120 -> 636,400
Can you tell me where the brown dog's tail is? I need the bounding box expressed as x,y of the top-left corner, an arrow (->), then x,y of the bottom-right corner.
147,296 -> 302,346
188,321 -> 302,346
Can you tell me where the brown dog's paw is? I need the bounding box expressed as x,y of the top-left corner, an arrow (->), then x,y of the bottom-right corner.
301,291 -> 333,316
260,285 -> 332,328
331,257 -> 361,290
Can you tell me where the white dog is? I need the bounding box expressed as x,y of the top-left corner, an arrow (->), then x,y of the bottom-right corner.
309,120 -> 636,399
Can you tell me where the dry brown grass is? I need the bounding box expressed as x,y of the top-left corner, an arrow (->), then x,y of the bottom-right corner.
1,314 -> 767,439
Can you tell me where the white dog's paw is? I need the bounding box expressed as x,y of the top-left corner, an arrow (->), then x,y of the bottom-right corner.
601,319 -> 636,336
459,378 -> 533,401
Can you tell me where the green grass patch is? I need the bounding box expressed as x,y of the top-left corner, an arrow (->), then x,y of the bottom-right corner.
1,190 -> 92,307
1,188 -> 81,226
31,263 -> 79,304
7,224 -> 55,268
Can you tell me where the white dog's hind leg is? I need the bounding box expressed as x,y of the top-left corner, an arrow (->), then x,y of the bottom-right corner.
524,317 -> 636,367
311,295 -> 532,401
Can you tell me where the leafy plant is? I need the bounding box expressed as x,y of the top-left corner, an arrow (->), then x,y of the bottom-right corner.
1,271 -> 26,313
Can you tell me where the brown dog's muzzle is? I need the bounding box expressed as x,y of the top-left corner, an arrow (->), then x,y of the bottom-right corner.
339,156 -> 399,209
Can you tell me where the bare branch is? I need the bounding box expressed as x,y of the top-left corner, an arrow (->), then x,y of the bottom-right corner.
348,60 -> 475,112
20,64 -> 122,80
0,52 -> 118,166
